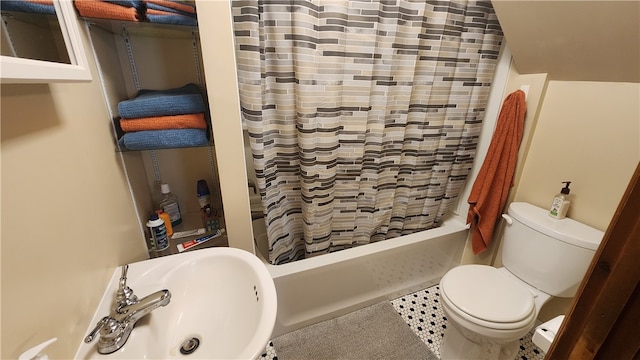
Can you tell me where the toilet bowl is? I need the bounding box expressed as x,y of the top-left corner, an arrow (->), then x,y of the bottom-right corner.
440,265 -> 549,360
439,202 -> 604,360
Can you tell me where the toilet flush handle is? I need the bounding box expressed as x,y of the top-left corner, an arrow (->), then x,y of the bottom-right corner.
501,214 -> 513,225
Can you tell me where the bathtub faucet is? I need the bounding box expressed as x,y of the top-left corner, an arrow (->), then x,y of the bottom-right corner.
84,264 -> 171,354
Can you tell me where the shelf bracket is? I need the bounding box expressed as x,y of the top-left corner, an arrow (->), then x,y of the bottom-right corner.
122,23 -> 140,91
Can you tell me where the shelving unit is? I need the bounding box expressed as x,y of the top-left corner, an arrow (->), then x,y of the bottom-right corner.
1,10 -> 69,63
82,15 -> 227,256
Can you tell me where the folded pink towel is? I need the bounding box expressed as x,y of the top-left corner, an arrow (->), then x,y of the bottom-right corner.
120,113 -> 207,132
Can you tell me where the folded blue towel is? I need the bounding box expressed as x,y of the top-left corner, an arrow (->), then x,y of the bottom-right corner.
118,83 -> 205,118
145,2 -> 195,17
146,11 -> 198,26
118,129 -> 209,150
1,1 -> 56,15
105,0 -> 144,10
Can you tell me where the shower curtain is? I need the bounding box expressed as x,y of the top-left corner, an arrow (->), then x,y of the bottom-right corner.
232,0 -> 504,264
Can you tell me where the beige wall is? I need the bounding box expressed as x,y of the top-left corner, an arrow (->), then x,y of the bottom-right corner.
1,29 -> 147,360
513,80 -> 640,322
514,81 -> 640,230
2,2 -> 639,359
460,59 -> 549,266
460,70 -> 640,322
492,0 -> 640,83
1,3 -> 251,359
464,72 -> 640,267
197,0 -> 254,254
490,79 -> 639,322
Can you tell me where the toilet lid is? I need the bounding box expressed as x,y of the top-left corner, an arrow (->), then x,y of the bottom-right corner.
441,265 -> 535,324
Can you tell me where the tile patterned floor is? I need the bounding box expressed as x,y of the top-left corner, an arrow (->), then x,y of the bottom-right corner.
390,285 -> 544,360
258,284 -> 544,360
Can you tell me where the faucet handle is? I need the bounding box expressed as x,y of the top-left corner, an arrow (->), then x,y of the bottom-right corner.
115,265 -> 138,310
84,316 -> 109,343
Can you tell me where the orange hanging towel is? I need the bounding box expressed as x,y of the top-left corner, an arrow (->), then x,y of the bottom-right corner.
467,90 -> 526,254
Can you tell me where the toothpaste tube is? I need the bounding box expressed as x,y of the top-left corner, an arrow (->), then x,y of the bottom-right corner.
176,229 -> 225,253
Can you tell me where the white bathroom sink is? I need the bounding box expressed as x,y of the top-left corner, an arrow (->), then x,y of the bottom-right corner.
75,247 -> 277,359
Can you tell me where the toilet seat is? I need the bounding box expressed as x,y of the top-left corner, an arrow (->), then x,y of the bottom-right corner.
440,265 -> 536,330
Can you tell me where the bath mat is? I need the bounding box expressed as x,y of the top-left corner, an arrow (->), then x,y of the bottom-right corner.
272,301 -> 438,360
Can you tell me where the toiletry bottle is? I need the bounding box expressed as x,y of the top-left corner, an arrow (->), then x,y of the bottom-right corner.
160,183 -> 182,227
197,179 -> 219,232
549,181 -> 572,219
155,210 -> 173,237
147,213 -> 169,251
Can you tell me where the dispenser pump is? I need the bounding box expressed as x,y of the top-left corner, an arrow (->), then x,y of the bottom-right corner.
549,181 -> 572,219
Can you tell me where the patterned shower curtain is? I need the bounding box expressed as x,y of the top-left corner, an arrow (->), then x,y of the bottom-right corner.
232,0 -> 503,265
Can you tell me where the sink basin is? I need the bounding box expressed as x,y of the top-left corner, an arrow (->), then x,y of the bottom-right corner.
75,247 -> 277,359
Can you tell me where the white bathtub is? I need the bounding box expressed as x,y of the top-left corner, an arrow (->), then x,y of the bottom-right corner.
252,217 -> 469,337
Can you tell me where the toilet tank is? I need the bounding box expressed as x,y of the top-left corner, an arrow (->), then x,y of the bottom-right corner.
502,202 -> 604,298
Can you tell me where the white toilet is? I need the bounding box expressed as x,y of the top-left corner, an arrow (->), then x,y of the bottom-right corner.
439,202 -> 604,360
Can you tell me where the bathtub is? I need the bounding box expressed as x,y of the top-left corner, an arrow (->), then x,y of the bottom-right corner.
252,217 -> 469,337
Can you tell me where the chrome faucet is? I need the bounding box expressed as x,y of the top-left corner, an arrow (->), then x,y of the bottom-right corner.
84,264 -> 171,354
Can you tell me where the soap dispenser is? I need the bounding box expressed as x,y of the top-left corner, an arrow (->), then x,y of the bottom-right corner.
549,181 -> 572,219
